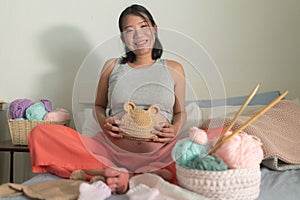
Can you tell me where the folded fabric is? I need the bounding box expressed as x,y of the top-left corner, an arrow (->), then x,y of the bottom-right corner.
126,184 -> 160,200
128,173 -> 207,200
9,99 -> 34,119
26,102 -> 48,120
78,181 -> 111,200
0,179 -> 110,200
0,179 -> 82,199
262,157 -> 300,171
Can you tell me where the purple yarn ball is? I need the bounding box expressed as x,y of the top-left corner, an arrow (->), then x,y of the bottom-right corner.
40,99 -> 53,112
9,99 -> 35,119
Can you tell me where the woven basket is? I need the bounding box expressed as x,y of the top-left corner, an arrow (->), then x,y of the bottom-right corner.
176,164 -> 261,200
8,119 -> 70,145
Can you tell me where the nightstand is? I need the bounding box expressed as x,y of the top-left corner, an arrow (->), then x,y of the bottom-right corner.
0,140 -> 29,183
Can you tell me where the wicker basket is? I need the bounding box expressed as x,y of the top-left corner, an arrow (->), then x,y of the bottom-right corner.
8,119 -> 70,145
176,164 -> 261,200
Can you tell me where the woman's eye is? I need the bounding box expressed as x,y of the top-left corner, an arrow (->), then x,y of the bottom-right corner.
141,25 -> 151,30
123,30 -> 134,36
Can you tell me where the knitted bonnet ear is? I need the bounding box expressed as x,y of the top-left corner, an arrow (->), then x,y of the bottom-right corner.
148,105 -> 160,115
124,102 -> 136,112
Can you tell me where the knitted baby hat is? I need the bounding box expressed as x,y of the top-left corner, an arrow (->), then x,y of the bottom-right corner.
119,102 -> 160,141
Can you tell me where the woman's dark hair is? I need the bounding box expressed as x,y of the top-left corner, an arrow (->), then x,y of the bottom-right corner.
118,4 -> 163,64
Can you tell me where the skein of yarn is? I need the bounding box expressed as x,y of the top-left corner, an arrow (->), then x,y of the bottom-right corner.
44,108 -> 70,121
171,138 -> 209,166
9,99 -> 35,119
187,155 -> 228,171
189,127 -> 208,145
40,99 -> 53,112
213,132 -> 263,169
25,102 -> 49,120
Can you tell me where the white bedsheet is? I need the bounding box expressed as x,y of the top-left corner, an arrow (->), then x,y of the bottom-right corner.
258,167 -> 300,200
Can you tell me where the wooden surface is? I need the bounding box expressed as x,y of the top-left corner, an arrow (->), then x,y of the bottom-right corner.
0,139 -> 30,182
0,140 -> 29,152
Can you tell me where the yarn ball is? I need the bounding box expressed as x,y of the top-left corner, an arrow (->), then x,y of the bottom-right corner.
206,126 -> 229,147
9,99 -> 34,119
213,132 -> 264,169
171,138 -> 209,166
189,127 -> 208,145
44,108 -> 70,121
40,98 -> 53,112
25,102 -> 49,120
187,155 -> 228,171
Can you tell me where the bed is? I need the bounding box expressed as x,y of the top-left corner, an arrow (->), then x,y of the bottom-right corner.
1,91 -> 300,200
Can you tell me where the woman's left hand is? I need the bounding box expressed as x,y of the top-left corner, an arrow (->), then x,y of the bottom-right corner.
152,122 -> 177,143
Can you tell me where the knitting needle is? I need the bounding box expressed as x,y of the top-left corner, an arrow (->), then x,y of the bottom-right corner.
208,84 -> 260,155
209,90 -> 288,154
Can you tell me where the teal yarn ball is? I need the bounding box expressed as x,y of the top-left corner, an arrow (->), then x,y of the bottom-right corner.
187,155 -> 228,171
172,138 -> 209,166
25,102 -> 48,120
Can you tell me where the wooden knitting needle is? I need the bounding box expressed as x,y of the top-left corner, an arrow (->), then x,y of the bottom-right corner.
208,84 -> 260,154
209,90 -> 288,154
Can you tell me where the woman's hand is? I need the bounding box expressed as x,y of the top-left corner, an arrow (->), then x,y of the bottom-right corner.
84,168 -> 130,194
152,122 -> 177,143
102,117 -> 124,139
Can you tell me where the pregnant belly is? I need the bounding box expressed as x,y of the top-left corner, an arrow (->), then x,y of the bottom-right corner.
106,135 -> 165,153
107,112 -> 168,153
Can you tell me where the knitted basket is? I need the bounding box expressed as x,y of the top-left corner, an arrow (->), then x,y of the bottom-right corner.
176,164 -> 261,200
8,119 -> 70,145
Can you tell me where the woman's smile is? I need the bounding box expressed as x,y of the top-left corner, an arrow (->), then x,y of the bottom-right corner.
134,39 -> 149,49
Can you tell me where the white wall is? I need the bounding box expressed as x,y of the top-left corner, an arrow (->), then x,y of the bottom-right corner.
0,0 -> 299,183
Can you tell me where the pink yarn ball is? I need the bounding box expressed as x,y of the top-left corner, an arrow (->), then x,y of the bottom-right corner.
44,108 -> 70,121
213,133 -> 263,169
206,126 -> 229,147
189,127 -> 208,145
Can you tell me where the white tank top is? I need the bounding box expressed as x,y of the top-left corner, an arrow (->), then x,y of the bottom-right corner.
107,58 -> 175,122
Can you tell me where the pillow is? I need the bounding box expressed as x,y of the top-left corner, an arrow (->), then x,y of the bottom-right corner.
200,106 -> 239,122
188,91 -> 281,108
291,98 -> 300,105
81,108 -> 101,137
81,103 -> 202,138
177,102 -> 202,137
200,105 -> 265,123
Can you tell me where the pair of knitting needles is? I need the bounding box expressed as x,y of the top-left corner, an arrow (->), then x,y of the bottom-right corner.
207,84 -> 288,155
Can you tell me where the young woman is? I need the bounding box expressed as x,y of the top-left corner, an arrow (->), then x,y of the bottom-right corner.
28,4 -> 186,194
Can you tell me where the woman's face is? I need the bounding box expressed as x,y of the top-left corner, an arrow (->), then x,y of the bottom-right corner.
121,14 -> 157,57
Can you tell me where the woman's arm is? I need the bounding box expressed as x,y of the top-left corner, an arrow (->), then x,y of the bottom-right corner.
94,58 -> 123,138
153,60 -> 187,142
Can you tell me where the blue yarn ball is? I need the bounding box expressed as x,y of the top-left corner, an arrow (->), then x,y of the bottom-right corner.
172,138 -> 209,166
187,155 -> 228,171
25,102 -> 48,120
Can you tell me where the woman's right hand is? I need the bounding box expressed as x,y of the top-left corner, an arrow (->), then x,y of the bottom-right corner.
102,116 -> 124,139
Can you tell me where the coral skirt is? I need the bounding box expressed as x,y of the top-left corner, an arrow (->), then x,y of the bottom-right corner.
27,124 -> 179,183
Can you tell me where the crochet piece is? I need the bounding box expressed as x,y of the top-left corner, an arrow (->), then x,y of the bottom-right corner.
201,100 -> 300,165
176,165 -> 261,199
126,184 -> 160,200
78,181 -> 111,200
119,102 -> 160,141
